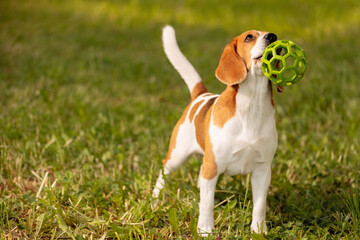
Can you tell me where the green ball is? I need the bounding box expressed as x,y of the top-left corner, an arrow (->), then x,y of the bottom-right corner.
261,40 -> 307,86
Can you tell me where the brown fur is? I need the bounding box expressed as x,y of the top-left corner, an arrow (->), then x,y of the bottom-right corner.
213,85 -> 239,127
235,30 -> 259,70
215,39 -> 247,85
194,97 -> 217,151
201,105 -> 217,180
189,100 -> 204,122
162,104 -> 191,165
202,148 -> 217,180
215,30 -> 261,85
191,82 -> 208,100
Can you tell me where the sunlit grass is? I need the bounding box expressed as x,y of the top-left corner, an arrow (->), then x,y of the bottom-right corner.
1,0 -> 359,238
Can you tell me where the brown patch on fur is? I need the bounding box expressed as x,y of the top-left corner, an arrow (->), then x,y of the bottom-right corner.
201,104 -> 218,180
215,30 -> 262,85
234,30 -> 259,70
215,39 -> 247,85
202,148 -> 217,180
194,97 -> 217,151
213,85 -> 239,127
162,104 -> 191,165
191,82 -> 208,100
189,100 -> 204,123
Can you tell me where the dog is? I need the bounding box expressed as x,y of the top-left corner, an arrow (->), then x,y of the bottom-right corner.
153,25 -> 283,236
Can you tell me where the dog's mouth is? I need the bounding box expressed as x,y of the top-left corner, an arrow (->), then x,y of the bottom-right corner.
254,55 -> 263,61
254,46 -> 283,63
253,54 -> 263,66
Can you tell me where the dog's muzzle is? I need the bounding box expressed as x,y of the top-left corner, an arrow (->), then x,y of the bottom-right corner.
264,33 -> 277,45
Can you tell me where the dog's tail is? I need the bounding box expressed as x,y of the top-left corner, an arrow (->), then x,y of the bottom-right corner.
162,25 -> 207,100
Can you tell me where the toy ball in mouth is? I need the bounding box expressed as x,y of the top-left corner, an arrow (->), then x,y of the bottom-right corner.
261,40 -> 307,86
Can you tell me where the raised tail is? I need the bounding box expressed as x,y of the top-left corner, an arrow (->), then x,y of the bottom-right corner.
162,25 -> 207,100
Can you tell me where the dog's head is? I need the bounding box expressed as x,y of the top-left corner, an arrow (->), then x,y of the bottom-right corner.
215,30 -> 278,85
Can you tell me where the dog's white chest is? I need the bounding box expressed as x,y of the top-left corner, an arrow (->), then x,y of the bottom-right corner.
224,138 -> 268,175
210,109 -> 277,176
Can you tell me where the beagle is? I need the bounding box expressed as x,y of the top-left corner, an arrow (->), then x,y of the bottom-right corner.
153,26 -> 281,236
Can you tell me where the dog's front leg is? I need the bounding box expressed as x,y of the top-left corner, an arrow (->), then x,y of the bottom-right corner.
250,163 -> 271,234
197,175 -> 219,236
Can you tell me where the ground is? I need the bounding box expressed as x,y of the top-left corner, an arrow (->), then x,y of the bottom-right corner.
0,0 -> 359,239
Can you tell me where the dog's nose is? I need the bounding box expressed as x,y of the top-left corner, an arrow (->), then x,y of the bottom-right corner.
264,33 -> 277,43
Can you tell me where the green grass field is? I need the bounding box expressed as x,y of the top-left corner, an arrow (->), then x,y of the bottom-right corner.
1,0 -> 360,239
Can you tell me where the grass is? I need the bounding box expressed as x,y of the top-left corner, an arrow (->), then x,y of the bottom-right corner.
0,0 -> 359,239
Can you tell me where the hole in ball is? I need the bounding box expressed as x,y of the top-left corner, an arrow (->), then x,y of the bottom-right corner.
286,56 -> 295,67
282,69 -> 296,80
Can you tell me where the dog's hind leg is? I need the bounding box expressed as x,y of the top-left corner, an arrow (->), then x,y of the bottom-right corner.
152,149 -> 191,199
153,169 -> 166,200
153,107 -> 196,199
152,137 -> 193,199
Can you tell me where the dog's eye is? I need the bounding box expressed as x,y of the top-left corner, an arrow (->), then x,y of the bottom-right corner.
245,34 -> 254,42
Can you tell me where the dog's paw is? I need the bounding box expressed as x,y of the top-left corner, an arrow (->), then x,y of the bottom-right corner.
150,198 -> 160,210
197,220 -> 214,237
197,226 -> 214,237
152,190 -> 160,199
250,221 -> 267,234
151,190 -> 168,210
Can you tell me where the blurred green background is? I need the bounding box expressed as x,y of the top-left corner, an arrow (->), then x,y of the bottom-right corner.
1,0 -> 359,239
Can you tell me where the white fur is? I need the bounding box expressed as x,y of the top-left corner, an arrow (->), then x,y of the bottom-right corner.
162,25 -> 202,92
153,27 -> 278,236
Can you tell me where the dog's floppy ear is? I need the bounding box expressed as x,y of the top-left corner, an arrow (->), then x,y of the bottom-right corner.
215,38 -> 247,85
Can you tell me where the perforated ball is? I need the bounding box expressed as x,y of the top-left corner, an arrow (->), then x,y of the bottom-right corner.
261,40 -> 307,86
